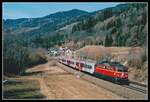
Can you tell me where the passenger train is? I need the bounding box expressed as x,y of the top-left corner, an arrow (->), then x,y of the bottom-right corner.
58,56 -> 129,84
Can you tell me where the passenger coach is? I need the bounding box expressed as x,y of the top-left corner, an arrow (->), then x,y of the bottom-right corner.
58,57 -> 128,84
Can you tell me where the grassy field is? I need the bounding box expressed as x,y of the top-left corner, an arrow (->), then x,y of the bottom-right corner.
3,79 -> 45,99
75,45 -> 131,61
106,47 -> 131,53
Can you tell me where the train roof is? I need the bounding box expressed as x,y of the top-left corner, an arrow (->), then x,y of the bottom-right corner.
59,56 -> 96,64
98,61 -> 127,70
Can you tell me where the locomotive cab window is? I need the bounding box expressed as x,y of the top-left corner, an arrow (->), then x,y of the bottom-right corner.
117,69 -> 123,72
98,64 -> 106,69
116,65 -> 128,72
123,68 -> 128,72
107,67 -> 112,70
103,63 -> 110,68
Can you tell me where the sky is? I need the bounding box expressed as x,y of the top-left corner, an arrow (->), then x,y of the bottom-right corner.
3,2 -> 122,19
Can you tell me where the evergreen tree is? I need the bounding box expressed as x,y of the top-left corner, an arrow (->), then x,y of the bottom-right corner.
105,34 -> 113,47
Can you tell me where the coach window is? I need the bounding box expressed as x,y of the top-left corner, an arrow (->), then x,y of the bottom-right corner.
84,64 -> 91,69
81,63 -> 84,67
63,59 -> 66,62
71,61 -> 74,64
87,65 -> 92,69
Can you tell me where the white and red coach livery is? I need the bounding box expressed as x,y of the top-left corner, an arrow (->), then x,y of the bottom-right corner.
58,56 -> 128,84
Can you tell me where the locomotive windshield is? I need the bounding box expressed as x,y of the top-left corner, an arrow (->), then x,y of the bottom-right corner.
110,62 -> 128,72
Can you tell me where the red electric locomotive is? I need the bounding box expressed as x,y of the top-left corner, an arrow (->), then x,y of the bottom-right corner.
94,61 -> 128,84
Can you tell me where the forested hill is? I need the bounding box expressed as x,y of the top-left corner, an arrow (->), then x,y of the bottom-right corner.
3,3 -> 147,48
58,3 -> 147,48
3,9 -> 88,36
3,3 -> 148,75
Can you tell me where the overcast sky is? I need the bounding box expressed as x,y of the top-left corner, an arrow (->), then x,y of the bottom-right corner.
3,2 -> 122,19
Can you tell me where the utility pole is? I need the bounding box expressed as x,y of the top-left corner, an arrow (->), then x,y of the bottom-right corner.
76,51 -> 81,78
64,34 -> 66,57
65,34 -> 67,57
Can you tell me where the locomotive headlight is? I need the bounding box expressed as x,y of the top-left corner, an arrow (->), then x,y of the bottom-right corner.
121,73 -> 124,77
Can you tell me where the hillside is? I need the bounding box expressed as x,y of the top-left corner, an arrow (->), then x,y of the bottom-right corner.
60,3 -> 147,48
3,3 -> 147,48
3,9 -> 88,35
3,3 -> 148,76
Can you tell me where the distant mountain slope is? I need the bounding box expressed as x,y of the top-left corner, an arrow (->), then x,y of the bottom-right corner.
61,3 -> 147,47
3,9 -> 89,35
3,3 -> 147,48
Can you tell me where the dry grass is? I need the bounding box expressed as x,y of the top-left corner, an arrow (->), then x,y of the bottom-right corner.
48,60 -> 57,66
76,45 -> 112,61
28,48 -> 47,66
76,45 -> 131,61
127,47 -> 146,69
108,47 -> 131,63
106,47 -> 131,53
76,46 -> 146,66
3,79 -> 45,99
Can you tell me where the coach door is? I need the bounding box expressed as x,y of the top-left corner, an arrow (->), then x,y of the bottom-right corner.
76,62 -> 84,71
67,60 -> 71,66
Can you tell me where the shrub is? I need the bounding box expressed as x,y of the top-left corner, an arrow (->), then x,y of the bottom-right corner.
76,45 -> 112,61
128,47 -> 146,69
28,48 -> 47,67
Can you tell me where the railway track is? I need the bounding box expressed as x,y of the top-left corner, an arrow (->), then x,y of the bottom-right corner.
124,81 -> 147,94
122,84 -> 147,94
129,81 -> 147,87
55,60 -> 148,99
